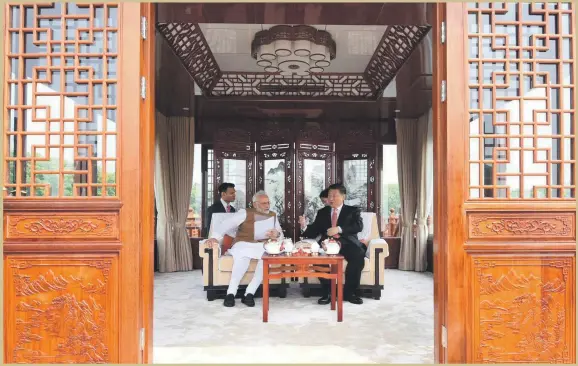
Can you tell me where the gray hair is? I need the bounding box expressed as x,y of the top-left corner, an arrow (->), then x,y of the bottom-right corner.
252,190 -> 268,203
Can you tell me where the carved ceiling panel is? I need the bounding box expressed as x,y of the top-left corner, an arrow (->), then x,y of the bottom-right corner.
157,22 -> 430,99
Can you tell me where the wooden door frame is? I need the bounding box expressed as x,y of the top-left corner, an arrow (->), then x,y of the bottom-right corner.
139,2 -> 450,364
140,3 -> 156,364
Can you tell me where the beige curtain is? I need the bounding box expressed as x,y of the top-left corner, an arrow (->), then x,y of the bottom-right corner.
414,109 -> 432,272
396,118 -> 418,271
155,112 -> 195,272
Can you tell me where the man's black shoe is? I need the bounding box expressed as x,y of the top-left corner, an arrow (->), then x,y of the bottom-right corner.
242,293 -> 255,307
346,295 -> 363,305
317,294 -> 331,305
223,294 -> 235,307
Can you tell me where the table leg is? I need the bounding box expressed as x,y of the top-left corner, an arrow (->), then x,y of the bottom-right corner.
330,264 -> 336,311
337,261 -> 343,322
263,261 -> 269,323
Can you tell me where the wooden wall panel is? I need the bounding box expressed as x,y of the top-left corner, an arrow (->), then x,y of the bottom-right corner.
469,255 -> 575,363
4,254 -> 119,364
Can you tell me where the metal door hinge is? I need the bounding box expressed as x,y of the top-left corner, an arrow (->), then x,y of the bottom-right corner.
441,80 -> 446,103
141,16 -> 147,40
141,77 -> 146,100
140,328 -> 145,351
440,21 -> 446,44
442,325 -> 448,348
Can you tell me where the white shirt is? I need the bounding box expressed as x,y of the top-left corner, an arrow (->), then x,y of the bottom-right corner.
221,199 -> 232,212
210,209 -> 284,242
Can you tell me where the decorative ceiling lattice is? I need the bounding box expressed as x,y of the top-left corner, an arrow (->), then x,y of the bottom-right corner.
157,22 -> 431,99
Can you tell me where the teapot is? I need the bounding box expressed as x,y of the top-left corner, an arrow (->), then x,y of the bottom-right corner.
310,241 -> 320,254
282,238 -> 294,253
323,238 -> 340,255
263,239 -> 282,255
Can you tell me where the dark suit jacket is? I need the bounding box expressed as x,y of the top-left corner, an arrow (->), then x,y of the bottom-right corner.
302,204 -> 364,249
204,201 -> 236,236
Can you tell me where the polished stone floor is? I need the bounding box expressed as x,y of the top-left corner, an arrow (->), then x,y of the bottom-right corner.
154,269 -> 434,364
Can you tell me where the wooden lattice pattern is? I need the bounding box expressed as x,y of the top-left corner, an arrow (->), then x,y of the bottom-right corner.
211,73 -> 374,98
4,3 -> 119,198
157,22 -> 431,99
364,25 -> 431,94
156,22 -> 221,93
468,2 -> 575,199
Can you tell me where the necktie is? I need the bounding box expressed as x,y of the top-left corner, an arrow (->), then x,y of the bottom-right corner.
226,204 -> 231,213
331,208 -> 340,238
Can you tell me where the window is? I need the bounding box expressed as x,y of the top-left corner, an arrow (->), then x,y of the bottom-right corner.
381,145 -> 400,234
187,144 -> 203,237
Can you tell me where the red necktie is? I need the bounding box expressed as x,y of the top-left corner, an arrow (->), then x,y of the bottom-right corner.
226,204 -> 231,213
331,208 -> 340,238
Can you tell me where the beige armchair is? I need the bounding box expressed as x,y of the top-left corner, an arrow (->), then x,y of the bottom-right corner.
199,212 -> 289,301
298,212 -> 389,300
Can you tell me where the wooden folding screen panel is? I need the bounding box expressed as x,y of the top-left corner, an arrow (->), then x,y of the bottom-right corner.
3,3 -> 146,363
213,127 -> 255,209
442,2 -> 576,363
256,126 -> 295,238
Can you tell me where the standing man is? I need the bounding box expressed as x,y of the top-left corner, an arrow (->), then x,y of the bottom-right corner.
205,191 -> 283,308
299,183 -> 365,305
204,182 -> 236,236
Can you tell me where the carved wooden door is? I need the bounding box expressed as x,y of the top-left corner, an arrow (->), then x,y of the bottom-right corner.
440,2 -> 576,363
256,141 -> 294,238
3,3 -> 150,363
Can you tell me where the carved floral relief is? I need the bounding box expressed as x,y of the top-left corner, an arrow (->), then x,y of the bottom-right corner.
6,215 -> 118,240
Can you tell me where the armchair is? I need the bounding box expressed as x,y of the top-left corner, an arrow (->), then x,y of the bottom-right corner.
199,212 -> 289,301
298,212 -> 389,299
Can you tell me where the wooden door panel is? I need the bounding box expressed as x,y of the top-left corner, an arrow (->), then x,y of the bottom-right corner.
443,2 -> 576,363
4,254 -> 119,364
469,254 -> 575,363
3,2 -> 145,363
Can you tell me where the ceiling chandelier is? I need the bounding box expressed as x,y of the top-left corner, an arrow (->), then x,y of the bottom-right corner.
251,25 -> 337,76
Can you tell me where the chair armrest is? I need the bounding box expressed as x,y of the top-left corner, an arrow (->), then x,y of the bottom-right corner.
365,238 -> 389,286
367,238 -> 389,255
199,239 -> 223,258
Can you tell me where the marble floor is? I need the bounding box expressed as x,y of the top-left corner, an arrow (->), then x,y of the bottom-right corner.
154,269 -> 434,364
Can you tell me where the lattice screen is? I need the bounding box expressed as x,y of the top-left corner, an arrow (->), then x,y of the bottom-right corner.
468,2 -> 575,199
4,3 -> 119,197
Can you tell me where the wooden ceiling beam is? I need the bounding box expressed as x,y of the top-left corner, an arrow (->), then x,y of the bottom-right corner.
157,3 -> 430,26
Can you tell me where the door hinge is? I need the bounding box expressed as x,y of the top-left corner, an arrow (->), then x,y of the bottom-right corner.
140,328 -> 145,351
440,21 -> 446,44
441,80 -> 446,103
140,77 -> 146,100
141,16 -> 147,40
441,325 -> 448,348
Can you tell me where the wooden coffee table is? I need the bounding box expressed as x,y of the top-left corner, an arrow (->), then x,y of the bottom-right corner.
262,253 -> 344,322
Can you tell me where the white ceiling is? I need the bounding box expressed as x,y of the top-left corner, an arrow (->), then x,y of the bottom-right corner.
199,23 -> 388,73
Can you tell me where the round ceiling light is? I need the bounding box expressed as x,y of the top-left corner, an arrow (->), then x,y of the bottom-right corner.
251,25 -> 336,77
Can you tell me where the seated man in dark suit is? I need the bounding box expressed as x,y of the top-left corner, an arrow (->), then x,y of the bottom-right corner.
204,182 -> 237,236
299,183 -> 366,305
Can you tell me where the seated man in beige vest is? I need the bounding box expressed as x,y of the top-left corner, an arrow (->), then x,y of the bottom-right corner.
205,190 -> 283,307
